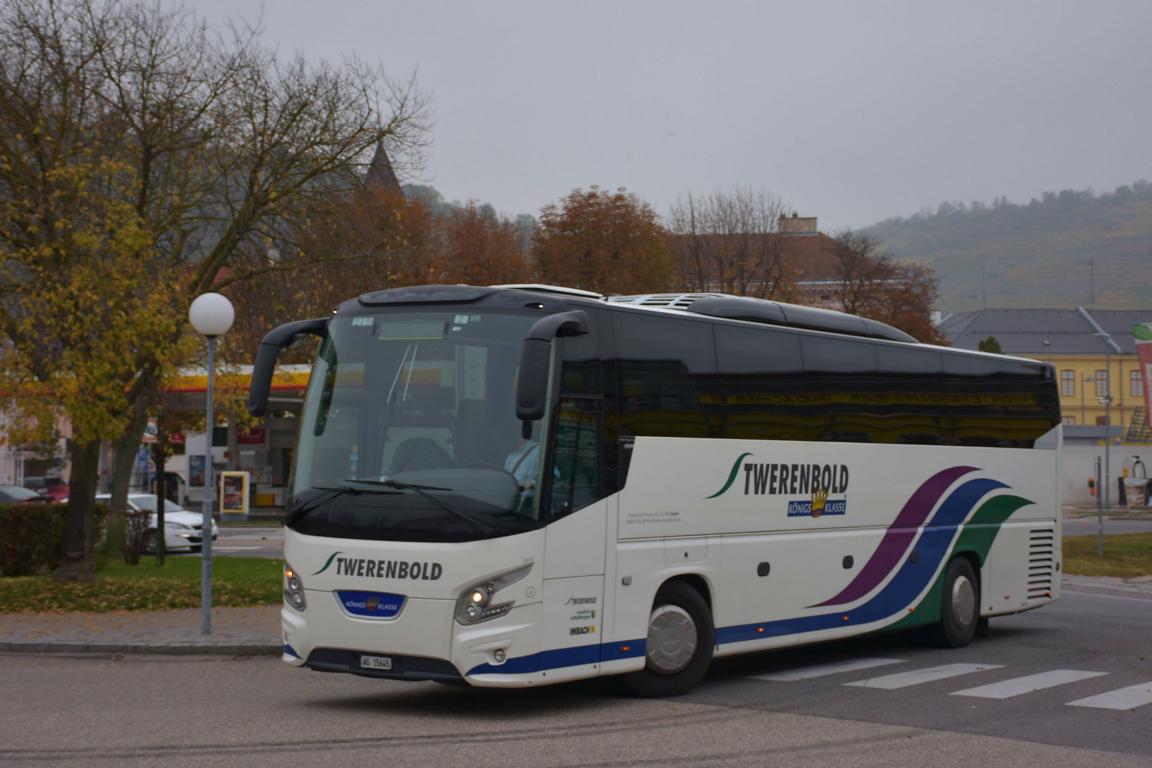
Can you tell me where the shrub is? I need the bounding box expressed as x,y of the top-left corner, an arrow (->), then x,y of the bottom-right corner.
0,503 -> 110,576
0,503 -> 68,576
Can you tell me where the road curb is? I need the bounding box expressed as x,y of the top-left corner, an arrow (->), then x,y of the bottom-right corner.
0,641 -> 281,656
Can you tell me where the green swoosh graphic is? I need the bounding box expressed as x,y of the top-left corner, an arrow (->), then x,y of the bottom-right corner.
706,452 -> 753,499
891,493 -> 1033,631
312,551 -> 343,576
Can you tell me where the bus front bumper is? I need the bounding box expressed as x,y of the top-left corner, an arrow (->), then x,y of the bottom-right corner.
281,595 -> 545,686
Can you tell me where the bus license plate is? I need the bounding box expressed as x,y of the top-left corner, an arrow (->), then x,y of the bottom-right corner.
359,655 -> 393,671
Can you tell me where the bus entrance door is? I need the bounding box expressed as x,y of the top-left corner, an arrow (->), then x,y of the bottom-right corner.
540,497 -> 609,683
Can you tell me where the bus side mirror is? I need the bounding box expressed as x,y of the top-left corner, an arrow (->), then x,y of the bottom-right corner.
516,310 -> 590,434
247,318 -> 328,417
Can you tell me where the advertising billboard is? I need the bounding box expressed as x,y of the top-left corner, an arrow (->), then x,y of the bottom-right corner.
1136,323 -> 1152,429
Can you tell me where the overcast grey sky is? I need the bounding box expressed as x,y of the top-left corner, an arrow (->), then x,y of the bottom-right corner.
195,0 -> 1152,231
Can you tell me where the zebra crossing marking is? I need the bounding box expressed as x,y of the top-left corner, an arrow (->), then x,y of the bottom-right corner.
750,658 -> 1152,711
751,657 -> 906,682
843,663 -> 1003,690
950,670 -> 1109,699
1066,682 -> 1152,711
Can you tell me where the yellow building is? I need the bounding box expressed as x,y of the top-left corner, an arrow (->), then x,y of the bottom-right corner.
939,308 -> 1151,437
1046,353 -> 1147,435
940,308 -> 1152,508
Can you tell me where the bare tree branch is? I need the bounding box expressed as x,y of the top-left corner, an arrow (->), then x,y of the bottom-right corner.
668,187 -> 793,298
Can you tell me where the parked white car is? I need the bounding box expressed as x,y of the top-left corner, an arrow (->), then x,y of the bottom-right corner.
95,493 -> 219,553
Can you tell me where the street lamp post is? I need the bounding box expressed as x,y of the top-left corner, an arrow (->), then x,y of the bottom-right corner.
1104,350 -> 1112,514
1078,306 -> 1123,559
188,293 -> 235,636
1101,364 -> 1112,559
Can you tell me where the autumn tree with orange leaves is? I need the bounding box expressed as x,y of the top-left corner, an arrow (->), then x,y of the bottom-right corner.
829,231 -> 945,343
533,187 -> 672,295
225,185 -> 434,361
439,203 -> 530,285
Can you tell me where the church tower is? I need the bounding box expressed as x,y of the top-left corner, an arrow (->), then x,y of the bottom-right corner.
366,142 -> 402,195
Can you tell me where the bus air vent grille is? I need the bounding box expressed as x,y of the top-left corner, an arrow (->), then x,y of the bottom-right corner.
1026,528 -> 1056,599
607,292 -> 727,310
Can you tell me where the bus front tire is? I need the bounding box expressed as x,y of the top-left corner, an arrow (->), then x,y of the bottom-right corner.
933,557 -> 980,648
624,581 -> 714,698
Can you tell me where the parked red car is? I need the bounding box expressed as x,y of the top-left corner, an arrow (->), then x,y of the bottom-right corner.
22,476 -> 69,502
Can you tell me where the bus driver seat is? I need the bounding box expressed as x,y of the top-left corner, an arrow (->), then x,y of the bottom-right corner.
389,436 -> 454,473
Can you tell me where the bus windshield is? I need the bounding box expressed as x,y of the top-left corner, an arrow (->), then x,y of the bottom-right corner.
290,309 -> 548,542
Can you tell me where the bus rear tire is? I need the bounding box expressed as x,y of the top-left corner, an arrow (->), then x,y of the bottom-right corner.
624,581 -> 714,698
933,557 -> 979,648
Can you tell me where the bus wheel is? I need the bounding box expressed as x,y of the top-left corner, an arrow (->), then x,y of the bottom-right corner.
933,557 -> 979,648
625,581 -> 714,697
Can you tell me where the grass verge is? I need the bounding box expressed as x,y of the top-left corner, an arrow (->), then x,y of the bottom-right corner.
0,556 -> 283,613
1062,533 -> 1152,579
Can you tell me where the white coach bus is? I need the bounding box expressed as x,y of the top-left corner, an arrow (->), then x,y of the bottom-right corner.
247,284 -> 1062,696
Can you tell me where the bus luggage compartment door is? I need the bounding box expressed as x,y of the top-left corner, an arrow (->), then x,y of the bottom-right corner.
539,574 -> 605,683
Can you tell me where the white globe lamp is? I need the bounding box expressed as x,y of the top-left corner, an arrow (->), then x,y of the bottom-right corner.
188,293 -> 235,337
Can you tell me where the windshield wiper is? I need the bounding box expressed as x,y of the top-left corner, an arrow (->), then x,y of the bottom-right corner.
347,477 -> 494,536
285,485 -> 397,527
346,478 -> 451,492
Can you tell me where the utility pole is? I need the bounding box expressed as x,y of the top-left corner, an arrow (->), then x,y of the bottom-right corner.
1089,256 -> 1096,308
153,402 -> 167,566
980,257 -> 987,310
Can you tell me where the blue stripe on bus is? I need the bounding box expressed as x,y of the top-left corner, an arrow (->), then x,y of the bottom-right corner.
716,477 -> 1005,644
469,478 -> 1010,677
467,639 -> 645,676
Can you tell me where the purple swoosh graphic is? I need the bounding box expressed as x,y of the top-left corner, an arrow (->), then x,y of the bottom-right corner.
811,465 -> 978,608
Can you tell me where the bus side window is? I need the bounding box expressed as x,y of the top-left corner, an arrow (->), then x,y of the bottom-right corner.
614,313 -> 714,438
548,397 -> 602,520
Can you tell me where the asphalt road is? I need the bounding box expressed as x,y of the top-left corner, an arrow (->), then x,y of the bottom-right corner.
1,588 -> 1149,767
211,526 -> 284,559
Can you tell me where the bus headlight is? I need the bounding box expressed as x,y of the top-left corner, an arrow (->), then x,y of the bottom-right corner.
284,562 -> 307,612
455,563 -> 532,625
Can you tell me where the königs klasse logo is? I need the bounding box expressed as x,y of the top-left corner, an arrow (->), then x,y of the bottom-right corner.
707,452 -> 849,518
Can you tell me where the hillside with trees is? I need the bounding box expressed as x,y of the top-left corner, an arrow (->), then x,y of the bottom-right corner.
863,181 -> 1152,311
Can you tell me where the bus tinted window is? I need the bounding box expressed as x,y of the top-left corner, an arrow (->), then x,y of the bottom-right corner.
706,322 -> 1058,448
558,331 -> 602,396
548,397 -> 602,519
711,325 -> 810,441
715,325 -> 802,374
614,313 -> 714,438
800,335 -> 881,442
801,334 -> 878,373
942,355 -> 1058,448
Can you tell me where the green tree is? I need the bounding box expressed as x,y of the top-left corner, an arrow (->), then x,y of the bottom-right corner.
977,336 -> 1003,353
0,0 -> 428,575
830,231 -> 945,344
